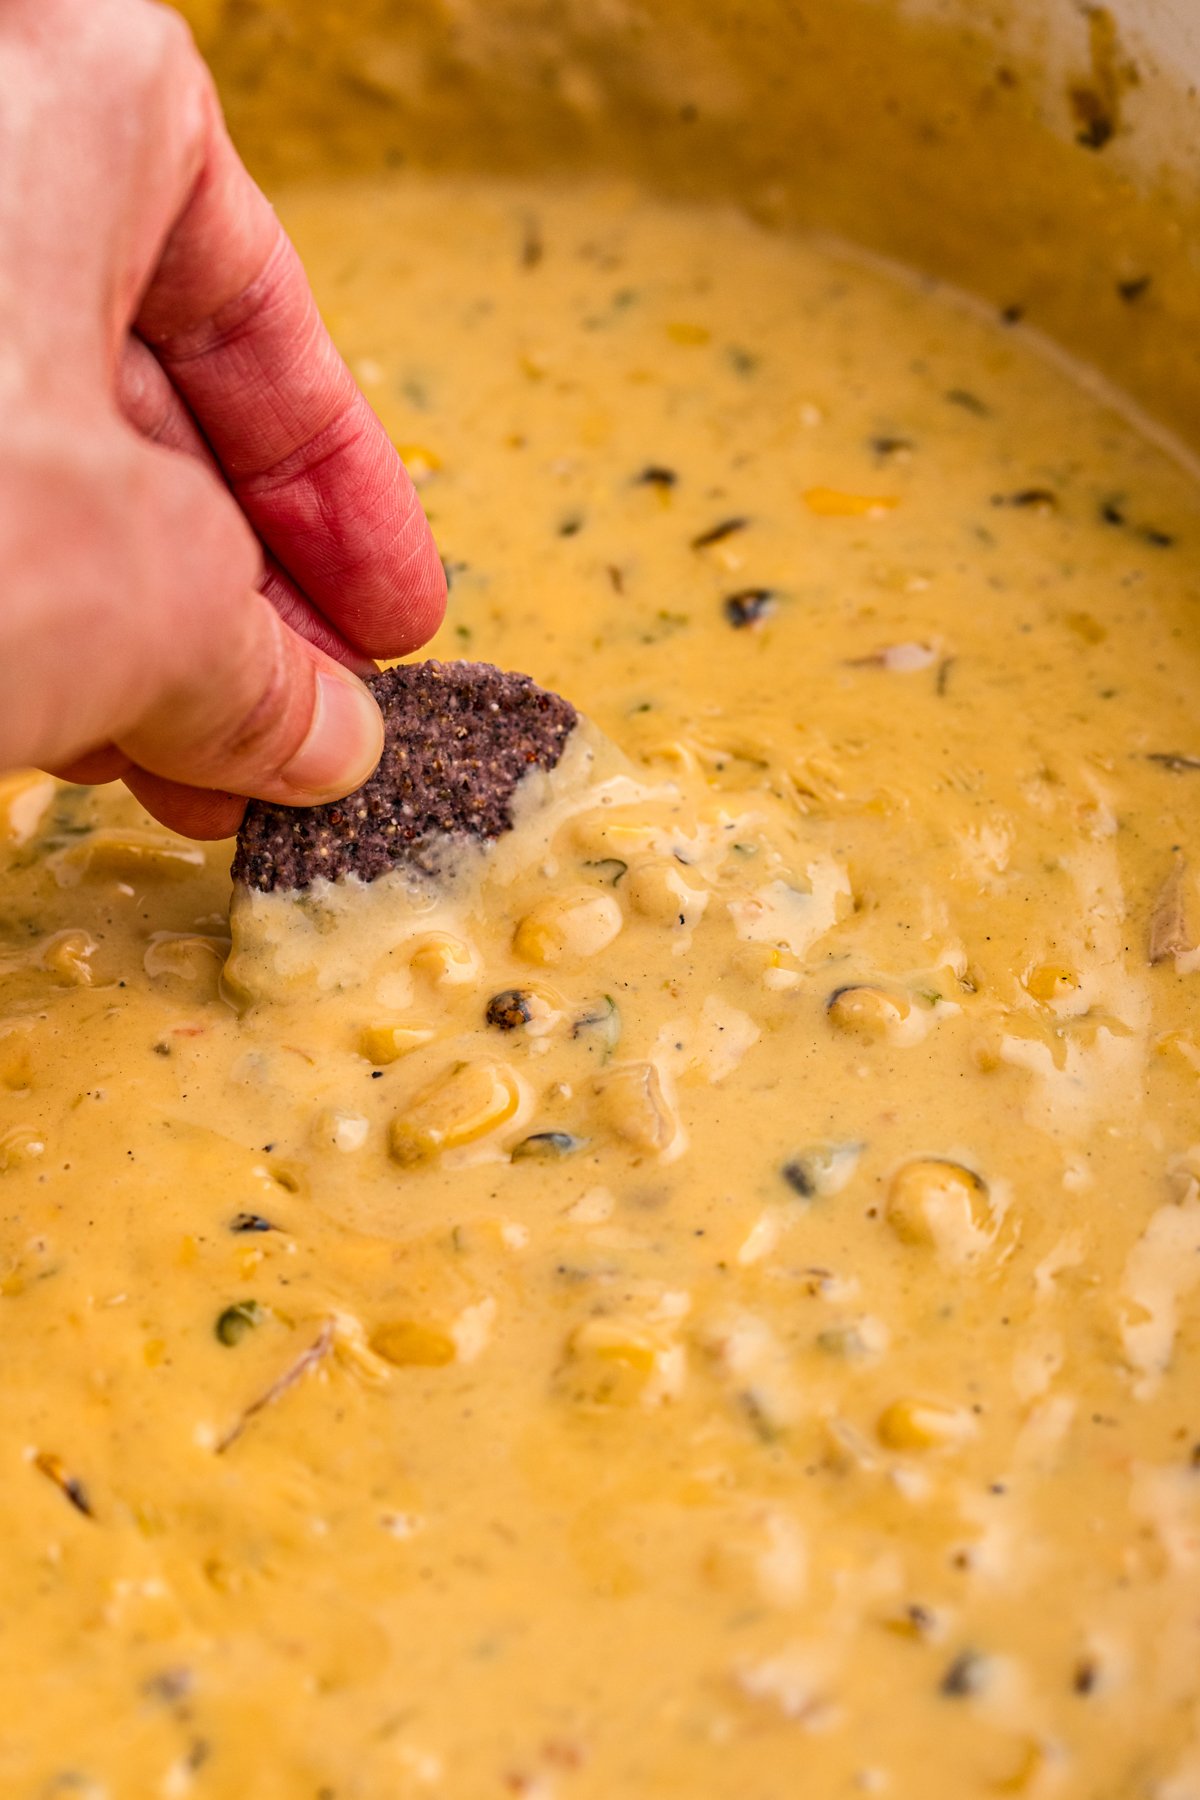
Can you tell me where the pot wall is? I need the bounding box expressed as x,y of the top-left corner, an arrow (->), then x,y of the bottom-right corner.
183,0 -> 1200,448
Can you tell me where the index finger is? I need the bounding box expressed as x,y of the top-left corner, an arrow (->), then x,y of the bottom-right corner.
134,68 -> 446,660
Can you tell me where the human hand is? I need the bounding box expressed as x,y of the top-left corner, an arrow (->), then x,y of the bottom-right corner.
0,0 -> 446,838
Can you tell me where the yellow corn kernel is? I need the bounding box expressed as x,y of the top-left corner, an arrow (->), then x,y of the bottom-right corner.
625,862 -> 709,929
560,1317 -> 672,1407
39,929 -> 97,986
389,1060 -> 521,1166
827,984 -> 910,1038
54,830 -> 205,885
143,933 -> 226,991
514,891 -> 623,966
312,1108 -> 369,1153
1154,1030 -> 1200,1077
665,320 -> 711,346
730,942 -> 802,988
879,1603 -> 939,1641
635,739 -> 702,779
0,1126 -> 46,1172
886,1158 -> 994,1261
370,1320 -> 456,1368
409,932 -> 480,988
992,1737 -> 1052,1794
358,1022 -> 436,1066
0,771 -> 55,845
593,1061 -> 678,1155
877,1396 -> 974,1452
1024,963 -> 1079,1003
0,1036 -> 32,1093
396,443 -> 441,484
572,813 -> 665,858
804,487 -> 899,518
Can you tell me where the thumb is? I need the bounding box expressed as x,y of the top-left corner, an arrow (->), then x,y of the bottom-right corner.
117,583 -> 385,805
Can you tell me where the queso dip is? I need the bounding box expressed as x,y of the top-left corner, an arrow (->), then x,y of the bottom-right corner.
0,171 -> 1198,1797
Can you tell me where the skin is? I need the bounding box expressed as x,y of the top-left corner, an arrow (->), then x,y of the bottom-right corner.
0,0 -> 447,839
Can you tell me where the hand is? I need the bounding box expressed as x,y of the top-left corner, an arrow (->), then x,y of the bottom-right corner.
0,0 -> 446,838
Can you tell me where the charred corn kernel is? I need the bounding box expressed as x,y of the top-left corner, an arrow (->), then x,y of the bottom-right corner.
358,1022 -> 436,1065
1024,963 -> 1080,1003
409,932 -> 480,987
665,321 -> 711,345
877,1396 -> 974,1452
886,1158 -> 994,1262
39,929 -> 97,986
514,891 -> 623,966
804,487 -> 899,518
370,1320 -> 456,1367
389,1060 -> 521,1166
0,1126 -> 46,1171
626,862 -> 709,928
827,984 -> 911,1038
53,829 -> 205,884
396,443 -> 441,483
594,1061 -> 677,1155
0,771 -> 55,845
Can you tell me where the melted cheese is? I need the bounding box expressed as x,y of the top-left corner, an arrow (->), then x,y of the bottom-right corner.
1,169 -> 1199,1798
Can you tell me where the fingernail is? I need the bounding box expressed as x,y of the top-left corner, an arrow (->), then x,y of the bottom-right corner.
282,673 -> 384,799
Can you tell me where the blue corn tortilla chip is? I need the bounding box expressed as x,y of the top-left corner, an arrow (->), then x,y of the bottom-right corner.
232,660 -> 577,893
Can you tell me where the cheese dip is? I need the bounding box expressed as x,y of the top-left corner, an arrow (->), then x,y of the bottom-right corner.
0,173 -> 1198,1798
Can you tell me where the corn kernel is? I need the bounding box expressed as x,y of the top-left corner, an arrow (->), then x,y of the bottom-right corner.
886,1158 -> 994,1263
409,933 -> 480,988
992,1738 -> 1052,1794
626,862 -> 709,928
877,1396 -> 974,1452
1154,1030 -> 1200,1077
143,933 -> 226,990
358,1022 -> 436,1066
0,1126 -> 46,1171
389,1060 -> 521,1166
0,771 -> 55,845
370,1320 -> 456,1367
593,1061 -> 678,1155
1024,963 -> 1079,1003
827,984 -> 910,1038
54,830 -> 204,884
572,813 -> 665,858
396,443 -> 441,484
804,487 -> 899,518
560,1316 -> 681,1407
39,929 -> 97,986
514,891 -> 623,966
